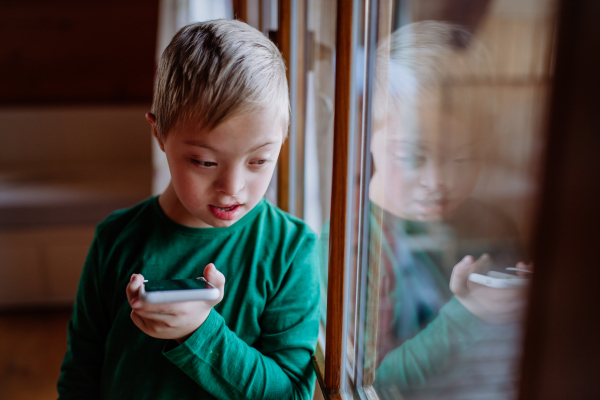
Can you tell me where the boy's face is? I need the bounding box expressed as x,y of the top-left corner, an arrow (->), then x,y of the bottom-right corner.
152,108 -> 283,228
370,91 -> 483,222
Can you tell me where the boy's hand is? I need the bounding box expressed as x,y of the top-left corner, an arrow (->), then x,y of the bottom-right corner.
449,254 -> 528,324
126,263 -> 225,344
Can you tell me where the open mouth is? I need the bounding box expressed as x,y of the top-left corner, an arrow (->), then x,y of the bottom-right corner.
416,199 -> 451,214
209,204 -> 241,220
212,205 -> 238,212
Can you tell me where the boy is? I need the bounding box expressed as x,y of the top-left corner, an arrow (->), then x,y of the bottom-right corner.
58,20 -> 319,399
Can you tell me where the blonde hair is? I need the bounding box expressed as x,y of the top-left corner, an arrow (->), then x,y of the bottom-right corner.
374,21 -> 495,130
152,19 -> 289,139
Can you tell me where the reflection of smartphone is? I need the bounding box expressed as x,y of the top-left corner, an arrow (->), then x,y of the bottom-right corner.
140,277 -> 220,303
468,272 -> 529,289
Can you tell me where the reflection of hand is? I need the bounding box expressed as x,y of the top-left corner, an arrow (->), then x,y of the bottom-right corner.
126,263 -> 225,344
449,254 -> 527,324
515,261 -> 534,276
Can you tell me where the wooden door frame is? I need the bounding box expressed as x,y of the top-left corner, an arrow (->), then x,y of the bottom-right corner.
518,0 -> 600,398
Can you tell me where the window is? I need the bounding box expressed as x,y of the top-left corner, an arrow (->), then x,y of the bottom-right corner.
233,2 -> 589,399
306,0 -> 558,399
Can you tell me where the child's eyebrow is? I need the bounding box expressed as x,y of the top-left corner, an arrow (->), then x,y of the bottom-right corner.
184,141 -> 216,151
388,139 -> 426,149
452,141 -> 481,151
184,140 -> 279,153
248,141 -> 279,152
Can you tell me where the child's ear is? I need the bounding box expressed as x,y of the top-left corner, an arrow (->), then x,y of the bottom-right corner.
146,112 -> 165,152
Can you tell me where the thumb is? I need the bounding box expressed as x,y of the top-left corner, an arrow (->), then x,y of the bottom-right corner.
204,263 -> 225,292
516,261 -> 534,277
126,274 -> 145,306
450,256 -> 474,296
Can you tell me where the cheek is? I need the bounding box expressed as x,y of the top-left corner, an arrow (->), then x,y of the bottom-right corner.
383,161 -> 419,202
449,163 -> 481,194
170,162 -> 194,186
249,167 -> 276,194
170,164 -> 212,201
165,153 -> 189,181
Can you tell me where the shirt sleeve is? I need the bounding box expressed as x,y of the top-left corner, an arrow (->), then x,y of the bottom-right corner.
374,296 -> 486,392
57,235 -> 111,399
163,234 -> 320,400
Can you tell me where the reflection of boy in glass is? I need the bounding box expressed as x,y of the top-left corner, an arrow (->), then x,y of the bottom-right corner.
367,22 -> 530,399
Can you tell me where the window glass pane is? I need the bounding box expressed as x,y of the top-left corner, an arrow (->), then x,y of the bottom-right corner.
358,0 -> 557,399
305,0 -> 336,352
346,0 -> 367,384
305,0 -> 336,235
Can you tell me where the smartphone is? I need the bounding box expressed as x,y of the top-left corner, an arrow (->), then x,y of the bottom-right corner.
468,271 -> 529,289
140,277 -> 220,303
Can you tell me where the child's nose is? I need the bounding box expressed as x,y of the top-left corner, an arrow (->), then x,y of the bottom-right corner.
419,161 -> 449,191
215,167 -> 245,196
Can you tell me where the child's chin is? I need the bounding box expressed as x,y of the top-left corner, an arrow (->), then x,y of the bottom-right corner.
400,207 -> 446,222
208,213 -> 244,227
211,219 -> 238,227
413,207 -> 459,222
415,214 -> 444,222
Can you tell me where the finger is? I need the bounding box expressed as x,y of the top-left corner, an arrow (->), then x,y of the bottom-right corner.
130,310 -> 149,332
515,261 -> 534,276
471,285 -> 526,304
133,308 -> 176,324
126,274 -> 145,306
527,262 -> 534,272
132,300 -> 177,315
204,263 -> 226,290
472,253 -> 492,274
125,274 -> 136,304
134,305 -> 176,316
132,298 -> 179,316
450,256 -> 474,296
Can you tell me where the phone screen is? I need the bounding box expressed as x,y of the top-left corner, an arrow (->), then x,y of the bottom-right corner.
144,278 -> 213,292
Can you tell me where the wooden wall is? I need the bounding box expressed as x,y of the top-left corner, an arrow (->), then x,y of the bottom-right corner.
0,0 -> 159,105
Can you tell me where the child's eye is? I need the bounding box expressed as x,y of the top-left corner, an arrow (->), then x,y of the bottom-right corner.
251,159 -> 271,166
191,159 -> 217,167
453,157 -> 477,164
394,153 -> 425,168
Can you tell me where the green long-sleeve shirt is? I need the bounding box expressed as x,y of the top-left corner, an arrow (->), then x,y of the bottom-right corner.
319,199 -> 522,397
58,197 -> 320,399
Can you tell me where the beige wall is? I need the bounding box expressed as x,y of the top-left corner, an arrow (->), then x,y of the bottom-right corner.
0,105 -> 153,307
0,105 -> 152,170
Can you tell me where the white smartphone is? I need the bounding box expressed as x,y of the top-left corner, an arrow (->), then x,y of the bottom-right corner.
468,271 -> 529,289
140,277 -> 220,303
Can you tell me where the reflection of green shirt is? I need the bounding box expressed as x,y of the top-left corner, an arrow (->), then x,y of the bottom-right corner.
58,197 -> 319,400
319,199 -> 523,398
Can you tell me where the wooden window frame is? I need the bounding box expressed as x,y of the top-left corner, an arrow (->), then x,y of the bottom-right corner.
317,0 -> 389,398
273,0 -> 308,216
